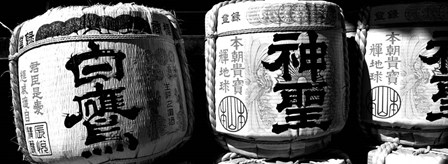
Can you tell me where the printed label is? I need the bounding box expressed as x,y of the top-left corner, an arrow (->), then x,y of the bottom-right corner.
25,122 -> 52,156
365,27 -> 448,124
18,37 -> 188,161
215,29 -> 345,137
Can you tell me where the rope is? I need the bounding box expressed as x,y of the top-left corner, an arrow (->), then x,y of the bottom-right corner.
9,22 -> 37,163
0,21 -> 12,35
340,5 -> 351,125
370,142 -> 444,164
218,148 -> 352,164
220,152 -> 241,162
10,60 -> 37,163
355,6 -> 370,56
207,26 -> 334,39
9,34 -> 174,61
371,142 -> 399,164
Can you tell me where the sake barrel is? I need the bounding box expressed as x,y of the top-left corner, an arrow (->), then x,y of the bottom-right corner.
356,2 -> 448,147
205,0 -> 349,158
8,3 -> 193,163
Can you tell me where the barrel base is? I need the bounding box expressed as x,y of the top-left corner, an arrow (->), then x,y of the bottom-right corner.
220,134 -> 332,159
217,148 -> 351,164
361,122 -> 448,147
368,146 -> 448,164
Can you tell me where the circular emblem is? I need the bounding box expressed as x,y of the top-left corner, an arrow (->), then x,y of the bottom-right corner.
367,86 -> 401,119
218,96 -> 248,132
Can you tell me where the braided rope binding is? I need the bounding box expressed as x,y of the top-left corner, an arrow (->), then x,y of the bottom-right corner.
371,142 -> 399,164
204,0 -> 257,148
157,7 -> 195,146
370,142 -> 445,164
355,6 -> 370,56
340,7 -> 351,126
9,23 -> 36,163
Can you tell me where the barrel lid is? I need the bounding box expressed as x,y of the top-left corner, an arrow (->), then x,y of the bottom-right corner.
214,0 -> 343,36
10,3 -> 175,55
368,2 -> 448,27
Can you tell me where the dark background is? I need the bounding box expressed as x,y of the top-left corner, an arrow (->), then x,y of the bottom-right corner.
0,0 -> 441,163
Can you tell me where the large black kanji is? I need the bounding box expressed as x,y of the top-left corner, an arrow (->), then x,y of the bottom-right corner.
262,33 -> 301,81
273,82 -> 312,112
66,41 -> 126,87
420,31 -> 448,121
262,31 -> 330,133
64,83 -> 141,145
272,107 -> 330,134
299,31 -> 327,82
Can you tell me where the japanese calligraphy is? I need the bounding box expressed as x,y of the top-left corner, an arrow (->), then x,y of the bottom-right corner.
367,32 -> 401,86
386,45 -> 400,56
373,9 -> 398,22
65,41 -> 125,87
25,31 -> 35,46
261,31 -> 330,134
217,36 -> 245,95
222,14 -> 230,24
20,70 -> 30,122
25,122 -> 52,156
299,31 -> 327,82
231,36 -> 243,50
232,63 -> 244,77
232,78 -> 243,95
219,80 -> 230,93
231,12 -> 241,22
420,31 -> 448,121
370,71 -> 383,83
221,12 -> 241,24
218,96 -> 247,132
64,41 -> 141,157
386,32 -> 400,45
262,33 -> 301,81
164,82 -> 176,126
219,49 -> 229,64
386,70 -> 399,85
29,61 -> 44,115
370,43 -> 383,57
369,86 -> 401,118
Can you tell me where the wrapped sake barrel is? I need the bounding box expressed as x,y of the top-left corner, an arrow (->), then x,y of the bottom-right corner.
8,3 -> 193,163
205,0 -> 349,158
356,2 -> 448,147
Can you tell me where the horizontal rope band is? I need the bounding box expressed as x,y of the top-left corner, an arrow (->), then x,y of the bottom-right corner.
361,120 -> 448,132
219,132 -> 331,144
206,25 -> 340,39
10,34 -> 175,61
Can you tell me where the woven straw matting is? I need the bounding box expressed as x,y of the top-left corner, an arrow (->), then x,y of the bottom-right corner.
9,3 -> 193,163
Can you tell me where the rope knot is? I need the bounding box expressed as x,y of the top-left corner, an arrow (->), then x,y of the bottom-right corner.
206,32 -> 218,40
413,146 -> 431,155
356,21 -> 368,30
